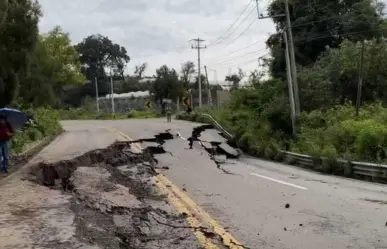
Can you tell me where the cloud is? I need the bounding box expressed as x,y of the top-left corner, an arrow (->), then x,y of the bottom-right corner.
38,0 -> 276,83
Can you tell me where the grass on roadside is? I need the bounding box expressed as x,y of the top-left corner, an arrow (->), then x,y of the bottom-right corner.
59,108 -> 159,120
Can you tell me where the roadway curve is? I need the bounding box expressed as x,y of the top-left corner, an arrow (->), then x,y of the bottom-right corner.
63,118 -> 387,249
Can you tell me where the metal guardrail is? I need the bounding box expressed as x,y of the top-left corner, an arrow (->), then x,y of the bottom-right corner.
280,150 -> 387,180
194,113 -> 387,181
199,113 -> 233,139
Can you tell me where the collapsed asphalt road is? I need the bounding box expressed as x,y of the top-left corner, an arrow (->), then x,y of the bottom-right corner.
5,119 -> 387,249
19,125 -> 245,249
22,141 -> 201,249
177,124 -> 241,174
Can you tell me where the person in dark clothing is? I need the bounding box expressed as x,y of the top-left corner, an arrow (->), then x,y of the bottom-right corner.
0,116 -> 14,173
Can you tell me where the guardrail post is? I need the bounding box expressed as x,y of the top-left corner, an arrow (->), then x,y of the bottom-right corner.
343,161 -> 353,177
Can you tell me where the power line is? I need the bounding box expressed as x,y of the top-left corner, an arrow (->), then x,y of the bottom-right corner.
206,46 -> 268,65
212,7 -> 257,46
211,51 -> 270,68
224,18 -> 258,47
293,26 -> 387,44
208,0 -> 254,47
227,40 -> 264,55
211,49 -> 268,65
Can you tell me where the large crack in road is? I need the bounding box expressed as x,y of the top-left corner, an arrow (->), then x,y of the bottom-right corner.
21,124 -> 244,249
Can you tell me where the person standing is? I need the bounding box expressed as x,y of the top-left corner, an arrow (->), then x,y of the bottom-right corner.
0,116 -> 13,173
166,105 -> 172,123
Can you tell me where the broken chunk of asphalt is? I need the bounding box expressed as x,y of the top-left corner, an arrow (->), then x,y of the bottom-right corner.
183,124 -> 242,175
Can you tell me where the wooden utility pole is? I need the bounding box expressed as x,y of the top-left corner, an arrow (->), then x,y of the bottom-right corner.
284,32 -> 296,137
204,66 -> 213,107
356,41 -> 365,117
284,0 -> 300,117
191,38 -> 207,108
94,77 -> 99,113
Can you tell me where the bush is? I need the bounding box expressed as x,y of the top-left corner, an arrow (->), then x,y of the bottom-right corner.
10,107 -> 62,153
176,98 -> 387,166
60,108 -> 159,120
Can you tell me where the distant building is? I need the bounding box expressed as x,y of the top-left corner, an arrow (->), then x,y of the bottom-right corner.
102,91 -> 151,99
138,77 -> 156,84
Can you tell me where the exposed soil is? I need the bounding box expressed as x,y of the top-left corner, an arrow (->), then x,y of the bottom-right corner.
4,125 -> 243,248
20,137 -> 204,249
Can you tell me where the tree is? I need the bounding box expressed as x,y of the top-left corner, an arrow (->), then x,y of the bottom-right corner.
297,39 -> 387,111
225,68 -> 244,90
75,34 -> 130,95
192,74 -> 206,89
20,26 -> 86,107
151,65 -> 183,104
180,61 -> 195,88
247,70 -> 264,88
0,0 -> 41,107
266,0 -> 385,78
134,62 -> 147,79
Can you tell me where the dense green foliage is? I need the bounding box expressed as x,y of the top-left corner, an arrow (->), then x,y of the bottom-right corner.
266,0 -> 386,79
0,0 -> 41,107
176,0 -> 387,168
9,107 -> 62,153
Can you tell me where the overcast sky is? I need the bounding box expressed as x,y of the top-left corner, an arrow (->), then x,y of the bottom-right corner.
37,0 -> 277,83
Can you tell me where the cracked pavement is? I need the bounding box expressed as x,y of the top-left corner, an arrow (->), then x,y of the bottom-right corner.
1,118 -> 387,249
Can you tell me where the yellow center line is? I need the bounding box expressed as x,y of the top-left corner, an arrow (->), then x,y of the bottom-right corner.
104,127 -> 219,248
158,174 -> 244,248
106,127 -> 245,249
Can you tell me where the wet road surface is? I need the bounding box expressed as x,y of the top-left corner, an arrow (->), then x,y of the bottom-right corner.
1,118 -> 387,249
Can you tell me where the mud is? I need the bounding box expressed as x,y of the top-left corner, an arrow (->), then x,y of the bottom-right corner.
22,139 -> 202,249
18,126 -> 242,248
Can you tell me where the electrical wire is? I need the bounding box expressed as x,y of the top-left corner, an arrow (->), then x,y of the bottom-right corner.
211,7 -> 257,47
206,46 -> 268,66
293,26 -> 387,44
208,0 -> 254,47
211,51 -> 270,68
211,49 -> 267,65
227,40 -> 264,56
224,18 -> 258,47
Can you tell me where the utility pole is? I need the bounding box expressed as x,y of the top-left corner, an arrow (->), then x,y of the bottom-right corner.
356,41 -> 365,117
284,32 -> 296,137
110,75 -> 115,116
204,66 -> 213,108
255,0 -> 285,19
284,0 -> 300,117
95,77 -> 99,113
255,0 -> 300,116
191,38 -> 206,108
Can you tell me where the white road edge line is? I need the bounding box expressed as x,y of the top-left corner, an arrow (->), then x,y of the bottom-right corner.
250,173 -> 308,190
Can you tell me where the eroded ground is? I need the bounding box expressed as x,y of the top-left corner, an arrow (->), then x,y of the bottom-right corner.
0,123 -> 239,249
0,130 -> 207,249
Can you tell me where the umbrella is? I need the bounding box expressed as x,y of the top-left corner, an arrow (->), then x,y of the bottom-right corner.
0,108 -> 30,131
